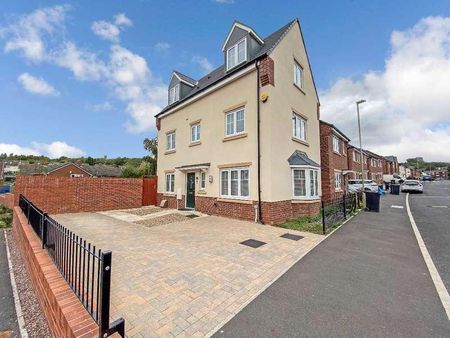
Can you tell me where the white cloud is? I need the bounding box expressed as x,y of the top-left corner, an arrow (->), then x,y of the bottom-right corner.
87,101 -> 114,112
91,13 -> 132,43
192,56 -> 214,74
0,5 -> 68,62
18,72 -> 59,96
320,16 -> 450,162
154,42 -> 170,52
213,0 -> 235,4
0,141 -> 85,158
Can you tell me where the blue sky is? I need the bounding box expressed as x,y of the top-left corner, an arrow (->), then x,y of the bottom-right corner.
1,0 -> 450,160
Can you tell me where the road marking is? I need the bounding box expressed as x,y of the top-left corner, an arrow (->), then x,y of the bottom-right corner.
430,206 -> 449,208
4,231 -> 28,338
391,205 -> 404,209
406,193 -> 450,321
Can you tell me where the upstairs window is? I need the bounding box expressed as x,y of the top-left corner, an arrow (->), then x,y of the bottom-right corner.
335,172 -> 342,190
225,108 -> 245,136
332,135 -> 340,153
294,61 -> 304,89
191,123 -> 201,143
226,38 -> 247,71
166,132 -> 176,151
168,84 -> 180,104
292,113 -> 306,141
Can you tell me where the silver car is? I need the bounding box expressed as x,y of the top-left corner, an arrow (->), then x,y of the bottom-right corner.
401,180 -> 423,193
348,179 -> 379,193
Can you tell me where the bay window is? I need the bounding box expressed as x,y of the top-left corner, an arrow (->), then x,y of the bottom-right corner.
292,167 -> 319,199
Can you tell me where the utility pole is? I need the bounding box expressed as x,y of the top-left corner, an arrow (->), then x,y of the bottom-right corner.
356,99 -> 366,208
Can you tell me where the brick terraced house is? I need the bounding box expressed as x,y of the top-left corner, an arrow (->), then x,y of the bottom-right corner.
384,155 -> 399,175
365,150 -> 385,185
319,120 -> 350,202
155,19 -> 321,224
346,145 -> 369,180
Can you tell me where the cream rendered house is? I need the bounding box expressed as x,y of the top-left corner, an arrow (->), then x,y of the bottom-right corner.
155,19 -> 321,224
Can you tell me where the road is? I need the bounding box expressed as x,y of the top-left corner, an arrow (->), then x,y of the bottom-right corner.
0,230 -> 20,337
409,180 -> 450,292
214,193 -> 450,337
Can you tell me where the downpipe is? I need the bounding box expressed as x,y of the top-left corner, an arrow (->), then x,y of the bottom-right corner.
255,61 -> 263,224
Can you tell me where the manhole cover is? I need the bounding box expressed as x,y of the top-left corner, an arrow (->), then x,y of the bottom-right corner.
240,239 -> 266,248
186,214 -> 200,218
280,233 -> 304,241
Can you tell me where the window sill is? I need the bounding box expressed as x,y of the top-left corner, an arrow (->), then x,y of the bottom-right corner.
217,198 -> 252,204
189,141 -> 201,147
165,149 -> 176,155
223,133 -> 247,142
292,137 -> 309,146
335,188 -> 342,192
293,83 -> 306,95
291,198 -> 320,204
333,151 -> 341,156
197,190 -> 207,195
163,193 -> 176,197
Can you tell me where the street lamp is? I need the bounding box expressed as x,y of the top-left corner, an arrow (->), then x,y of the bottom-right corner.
356,99 -> 366,208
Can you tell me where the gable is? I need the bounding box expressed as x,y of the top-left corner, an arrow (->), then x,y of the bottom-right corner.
222,21 -> 264,51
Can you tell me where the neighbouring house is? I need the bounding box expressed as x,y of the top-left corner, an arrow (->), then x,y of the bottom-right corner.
2,160 -> 20,183
18,163 -> 122,178
155,19 -> 321,224
365,150 -> 385,185
346,145 -> 369,180
319,120 -> 350,202
399,164 -> 406,178
384,155 -> 399,174
425,168 -> 448,179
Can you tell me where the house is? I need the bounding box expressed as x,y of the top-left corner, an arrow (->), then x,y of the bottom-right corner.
2,160 -> 21,183
346,145 -> 368,180
18,163 -> 122,178
155,19 -> 321,224
399,164 -> 406,178
319,120 -> 350,202
425,168 -> 448,179
365,150 -> 384,185
384,155 -> 399,174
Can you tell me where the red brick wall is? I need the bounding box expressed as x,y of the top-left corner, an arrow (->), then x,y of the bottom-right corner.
13,207 -> 98,337
259,56 -> 275,86
157,193 -> 320,225
15,176 -> 143,214
0,192 -> 14,209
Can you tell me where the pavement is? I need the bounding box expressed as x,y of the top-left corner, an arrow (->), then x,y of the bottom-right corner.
409,180 -> 450,292
0,230 -> 20,338
214,193 -> 450,337
54,210 -> 322,337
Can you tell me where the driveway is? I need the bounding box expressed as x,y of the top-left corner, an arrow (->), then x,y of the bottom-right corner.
214,193 -> 450,337
54,208 -> 322,337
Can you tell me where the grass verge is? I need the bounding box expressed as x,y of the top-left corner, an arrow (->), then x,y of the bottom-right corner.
0,205 -> 13,228
276,214 -> 323,235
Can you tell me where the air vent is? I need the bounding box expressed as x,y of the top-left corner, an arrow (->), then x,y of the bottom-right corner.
240,239 -> 266,248
280,233 -> 304,241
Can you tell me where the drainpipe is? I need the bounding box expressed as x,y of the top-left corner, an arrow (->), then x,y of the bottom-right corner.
256,61 -> 263,224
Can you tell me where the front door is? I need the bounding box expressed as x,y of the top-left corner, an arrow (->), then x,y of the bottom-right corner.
186,172 -> 195,209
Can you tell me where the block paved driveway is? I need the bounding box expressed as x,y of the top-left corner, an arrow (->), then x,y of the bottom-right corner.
54,208 -> 322,337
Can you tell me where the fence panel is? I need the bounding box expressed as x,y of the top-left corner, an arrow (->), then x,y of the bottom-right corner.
321,193 -> 360,234
18,194 -> 125,338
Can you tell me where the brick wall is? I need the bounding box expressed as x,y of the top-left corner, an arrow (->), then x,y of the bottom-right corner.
158,193 -> 319,225
13,207 -> 99,337
15,176 -> 143,214
0,192 -> 14,209
259,56 -> 275,87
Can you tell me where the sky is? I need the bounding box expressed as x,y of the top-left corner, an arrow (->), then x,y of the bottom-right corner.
0,0 -> 449,161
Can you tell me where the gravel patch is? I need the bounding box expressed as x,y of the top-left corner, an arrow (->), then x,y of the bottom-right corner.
6,230 -> 51,338
134,213 -> 189,228
124,206 -> 163,216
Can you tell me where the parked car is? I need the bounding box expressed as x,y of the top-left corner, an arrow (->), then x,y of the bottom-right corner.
348,179 -> 379,193
383,174 -> 404,184
401,180 -> 423,193
422,175 -> 432,181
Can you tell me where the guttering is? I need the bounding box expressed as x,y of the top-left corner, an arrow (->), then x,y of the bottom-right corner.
158,63 -> 257,119
256,61 -> 263,224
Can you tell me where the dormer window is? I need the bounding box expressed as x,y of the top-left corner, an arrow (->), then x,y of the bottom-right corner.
168,84 -> 180,104
226,38 -> 247,71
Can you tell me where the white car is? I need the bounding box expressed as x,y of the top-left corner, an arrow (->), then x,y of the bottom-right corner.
401,180 -> 423,193
348,179 -> 379,193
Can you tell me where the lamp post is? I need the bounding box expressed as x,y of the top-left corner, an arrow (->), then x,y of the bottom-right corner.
356,99 -> 366,208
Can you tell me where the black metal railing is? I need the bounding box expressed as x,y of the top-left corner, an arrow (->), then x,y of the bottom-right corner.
321,192 -> 361,234
19,195 -> 125,338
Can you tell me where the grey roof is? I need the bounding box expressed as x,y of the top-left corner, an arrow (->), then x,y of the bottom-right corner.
157,19 -> 297,116
18,162 -> 122,177
384,155 -> 398,163
319,120 -> 351,142
18,163 -> 47,175
173,71 -> 197,86
288,150 -> 320,167
81,164 -> 122,177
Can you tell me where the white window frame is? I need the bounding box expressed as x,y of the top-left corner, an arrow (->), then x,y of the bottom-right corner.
292,113 -> 306,141
191,123 -> 201,143
219,167 -> 249,199
165,173 -> 175,193
169,84 -> 180,104
166,132 -> 176,151
200,171 -> 206,190
332,135 -> 340,153
335,171 -> 342,191
226,37 -> 247,71
225,108 -> 245,136
291,166 -> 320,200
294,61 -> 304,89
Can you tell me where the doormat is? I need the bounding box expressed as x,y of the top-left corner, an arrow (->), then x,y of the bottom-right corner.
186,214 -> 200,218
240,239 -> 266,248
280,233 -> 304,241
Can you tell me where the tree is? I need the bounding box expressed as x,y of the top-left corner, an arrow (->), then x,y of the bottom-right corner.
120,164 -> 141,178
143,137 -> 158,174
85,156 -> 95,165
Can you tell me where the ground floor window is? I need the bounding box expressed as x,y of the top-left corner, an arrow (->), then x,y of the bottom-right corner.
220,167 -> 249,198
292,168 -> 319,199
166,173 -> 175,193
200,171 -> 206,190
335,172 -> 342,190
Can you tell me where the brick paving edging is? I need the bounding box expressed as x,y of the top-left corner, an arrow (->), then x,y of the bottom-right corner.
12,206 -> 99,338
